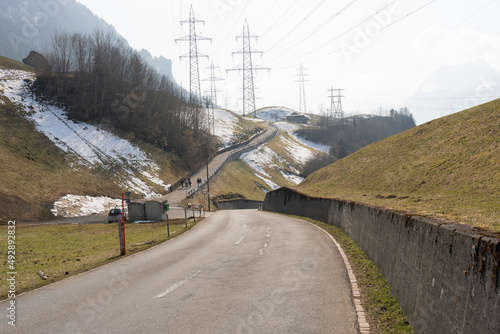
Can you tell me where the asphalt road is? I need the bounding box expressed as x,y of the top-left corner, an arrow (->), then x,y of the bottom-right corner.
2,210 -> 358,333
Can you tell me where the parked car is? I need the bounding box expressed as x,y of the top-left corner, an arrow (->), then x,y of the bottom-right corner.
107,207 -> 128,223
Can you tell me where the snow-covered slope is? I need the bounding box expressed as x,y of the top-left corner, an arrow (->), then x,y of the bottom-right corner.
254,106 -> 297,122
240,130 -> 321,190
233,107 -> 330,192
274,121 -> 330,154
1,67 -> 170,216
211,107 -> 265,148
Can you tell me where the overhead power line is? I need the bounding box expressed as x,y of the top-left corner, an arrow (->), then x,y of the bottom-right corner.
175,4 -> 211,104
227,20 -> 270,117
294,63 -> 309,113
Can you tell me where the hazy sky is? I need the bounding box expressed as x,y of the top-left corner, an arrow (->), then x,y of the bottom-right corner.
76,0 -> 500,123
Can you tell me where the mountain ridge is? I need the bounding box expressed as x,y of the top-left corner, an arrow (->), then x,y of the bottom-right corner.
0,0 -> 175,82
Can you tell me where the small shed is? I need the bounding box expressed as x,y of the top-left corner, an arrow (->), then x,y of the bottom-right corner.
128,202 -> 145,221
284,112 -> 309,124
144,200 -> 168,221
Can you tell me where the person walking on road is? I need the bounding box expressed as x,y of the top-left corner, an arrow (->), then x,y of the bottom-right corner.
180,177 -> 184,189
187,177 -> 192,188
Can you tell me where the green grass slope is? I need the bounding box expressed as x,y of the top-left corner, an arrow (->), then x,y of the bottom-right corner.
0,56 -> 33,72
299,99 -> 500,230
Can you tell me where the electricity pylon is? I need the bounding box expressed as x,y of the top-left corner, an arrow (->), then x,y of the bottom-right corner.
328,87 -> 344,122
202,61 -> 224,135
227,20 -> 269,117
295,63 -> 309,113
175,4 -> 211,105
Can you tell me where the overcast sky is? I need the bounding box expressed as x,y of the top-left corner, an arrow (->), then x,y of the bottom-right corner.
76,0 -> 500,123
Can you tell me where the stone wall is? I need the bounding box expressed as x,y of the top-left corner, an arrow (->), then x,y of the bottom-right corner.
214,199 -> 262,210
263,187 -> 500,334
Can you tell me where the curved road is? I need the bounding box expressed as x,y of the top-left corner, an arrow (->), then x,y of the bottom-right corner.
4,210 -> 358,333
161,122 -> 277,207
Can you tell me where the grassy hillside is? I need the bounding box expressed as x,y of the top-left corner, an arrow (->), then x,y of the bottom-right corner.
210,160 -> 272,201
0,55 -> 33,71
299,99 -> 500,230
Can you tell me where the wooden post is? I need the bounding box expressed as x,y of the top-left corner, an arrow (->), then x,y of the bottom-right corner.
167,214 -> 170,237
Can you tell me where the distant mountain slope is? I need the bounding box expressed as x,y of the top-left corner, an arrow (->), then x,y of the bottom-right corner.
407,60 -> 500,125
0,0 -> 115,60
0,0 -> 174,81
298,99 -> 500,229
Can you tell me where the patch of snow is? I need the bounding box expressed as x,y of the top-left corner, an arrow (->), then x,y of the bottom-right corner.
51,195 -> 121,217
211,108 -> 240,147
241,147 -> 280,190
257,175 -> 280,190
294,135 -> 330,154
241,146 -> 278,175
274,121 -> 299,133
280,170 -> 304,185
274,121 -> 330,154
255,107 -> 297,122
281,135 -> 315,165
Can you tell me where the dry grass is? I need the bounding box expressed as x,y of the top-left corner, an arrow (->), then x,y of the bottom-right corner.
299,99 -> 500,230
0,56 -> 34,72
210,160 -> 271,200
0,219 -> 198,299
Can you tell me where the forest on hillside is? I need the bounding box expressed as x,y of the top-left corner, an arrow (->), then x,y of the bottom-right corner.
31,30 -> 216,168
300,109 -> 416,177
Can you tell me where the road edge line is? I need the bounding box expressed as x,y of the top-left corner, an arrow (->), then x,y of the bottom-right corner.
309,223 -> 371,334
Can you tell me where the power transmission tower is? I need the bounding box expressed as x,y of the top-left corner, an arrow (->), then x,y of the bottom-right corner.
327,87 -> 344,123
227,20 -> 269,117
202,61 -> 224,135
175,4 -> 211,105
295,63 -> 309,113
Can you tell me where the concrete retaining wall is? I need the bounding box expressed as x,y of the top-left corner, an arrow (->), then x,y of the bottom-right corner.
264,187 -> 500,334
214,199 -> 262,210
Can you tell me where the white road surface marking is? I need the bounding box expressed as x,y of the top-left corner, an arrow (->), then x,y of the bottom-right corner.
235,236 -> 245,245
154,270 -> 201,298
259,227 -> 271,255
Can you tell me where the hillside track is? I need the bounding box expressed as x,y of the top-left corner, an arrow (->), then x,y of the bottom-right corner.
158,122 -> 277,206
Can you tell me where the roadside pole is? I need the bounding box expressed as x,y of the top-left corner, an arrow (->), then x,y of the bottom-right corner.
164,202 -> 170,237
119,192 -> 126,255
185,186 -> 188,228
206,149 -> 211,212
